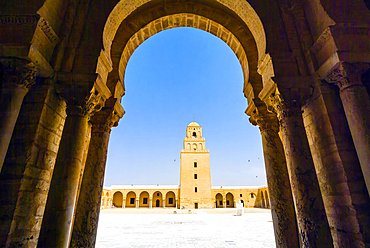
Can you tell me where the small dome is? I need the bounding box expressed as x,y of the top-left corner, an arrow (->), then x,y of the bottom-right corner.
188,122 -> 199,127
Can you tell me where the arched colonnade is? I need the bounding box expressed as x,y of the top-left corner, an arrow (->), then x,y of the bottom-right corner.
0,0 -> 370,247
109,190 -> 178,209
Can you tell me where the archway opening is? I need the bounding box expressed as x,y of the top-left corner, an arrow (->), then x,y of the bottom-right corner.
126,191 -> 136,208
105,27 -> 266,188
215,193 -> 223,208
166,191 -> 176,208
153,191 -> 163,208
139,191 -> 149,208
113,192 -> 123,208
226,193 -> 234,208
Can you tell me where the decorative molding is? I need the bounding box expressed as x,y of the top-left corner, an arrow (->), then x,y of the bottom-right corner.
38,17 -> 59,44
0,15 -> 39,25
0,58 -> 36,90
310,27 -> 332,54
331,23 -> 370,36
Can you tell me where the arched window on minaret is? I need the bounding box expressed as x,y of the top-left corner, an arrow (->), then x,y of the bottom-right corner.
192,132 -> 197,138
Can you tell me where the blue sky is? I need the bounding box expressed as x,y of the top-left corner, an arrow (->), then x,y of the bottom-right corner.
104,27 -> 266,186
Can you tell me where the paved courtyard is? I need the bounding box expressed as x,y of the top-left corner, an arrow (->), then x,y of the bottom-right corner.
96,208 -> 275,248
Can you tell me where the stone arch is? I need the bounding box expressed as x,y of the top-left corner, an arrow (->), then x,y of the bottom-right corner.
226,192 -> 234,208
101,0 -> 267,97
153,191 -> 163,208
126,191 -> 137,208
139,191 -> 149,207
106,192 -> 109,197
113,191 -> 123,208
215,193 -> 223,208
165,191 -> 176,207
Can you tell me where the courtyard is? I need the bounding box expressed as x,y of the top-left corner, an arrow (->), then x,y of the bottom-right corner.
96,208 -> 275,248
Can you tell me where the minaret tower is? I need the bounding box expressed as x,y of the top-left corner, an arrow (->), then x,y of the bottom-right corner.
179,122 -> 212,209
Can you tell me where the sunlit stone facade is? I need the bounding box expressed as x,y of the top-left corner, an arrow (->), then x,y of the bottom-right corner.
102,122 -> 269,210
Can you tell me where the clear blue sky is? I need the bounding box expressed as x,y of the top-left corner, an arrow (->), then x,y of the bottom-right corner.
104,27 -> 266,186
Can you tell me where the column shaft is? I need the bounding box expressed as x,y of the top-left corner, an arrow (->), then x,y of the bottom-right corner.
250,110 -> 300,248
326,62 -> 370,194
279,104 -> 333,247
303,82 -> 370,247
0,59 -> 36,171
38,109 -> 90,248
340,86 -> 370,193
0,84 -> 66,247
70,107 -> 117,247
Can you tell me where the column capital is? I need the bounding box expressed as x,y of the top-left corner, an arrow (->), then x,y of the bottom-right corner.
55,80 -> 111,118
325,62 -> 370,90
0,57 -> 36,90
265,93 -> 302,122
90,98 -> 125,133
248,106 -> 279,133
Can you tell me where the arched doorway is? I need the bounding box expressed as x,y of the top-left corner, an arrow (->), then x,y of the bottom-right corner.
139,191 -> 149,208
165,191 -> 176,208
226,193 -> 234,208
126,191 -> 136,208
215,193 -> 223,208
153,191 -> 162,208
113,192 -> 123,208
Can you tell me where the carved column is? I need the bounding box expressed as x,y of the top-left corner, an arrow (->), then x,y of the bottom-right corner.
70,99 -> 124,248
122,199 -> 125,209
38,84 -> 109,248
326,62 -> 370,195
149,198 -> 152,209
162,198 -> 166,209
249,107 -> 299,248
267,91 -> 333,247
0,58 -> 36,170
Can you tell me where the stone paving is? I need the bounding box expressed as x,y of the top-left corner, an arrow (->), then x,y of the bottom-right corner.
96,208 -> 275,248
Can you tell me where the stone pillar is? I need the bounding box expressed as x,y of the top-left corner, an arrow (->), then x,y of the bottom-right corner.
268,91 -> 333,247
163,198 -> 166,208
249,107 -> 299,248
326,62 -> 370,195
223,200 -> 226,208
0,58 -> 36,171
122,199 -> 126,209
136,199 -> 139,209
303,81 -> 370,247
0,83 -> 66,247
69,99 -> 124,248
175,198 -> 178,209
149,198 -> 152,209
38,84 -> 109,248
